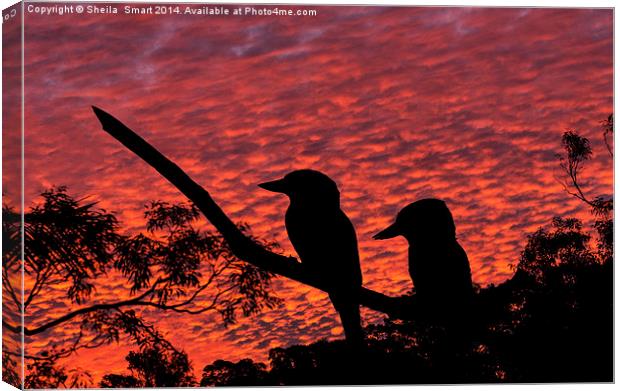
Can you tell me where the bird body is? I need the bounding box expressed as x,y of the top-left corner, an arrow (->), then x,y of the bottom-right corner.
284,203 -> 362,289
408,238 -> 473,314
374,199 -> 473,321
259,170 -> 363,347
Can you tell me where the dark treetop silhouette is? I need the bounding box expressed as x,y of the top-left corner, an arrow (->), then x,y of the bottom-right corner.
91,106 -> 403,317
374,199 -> 474,322
259,170 -> 364,346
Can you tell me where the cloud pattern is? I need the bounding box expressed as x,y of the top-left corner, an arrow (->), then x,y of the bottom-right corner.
8,5 -> 613,382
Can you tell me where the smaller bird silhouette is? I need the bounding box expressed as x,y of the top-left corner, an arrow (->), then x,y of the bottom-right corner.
259,170 -> 364,348
373,199 -> 473,322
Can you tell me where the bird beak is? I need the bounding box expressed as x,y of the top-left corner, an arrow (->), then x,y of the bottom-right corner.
373,222 -> 401,240
258,178 -> 288,194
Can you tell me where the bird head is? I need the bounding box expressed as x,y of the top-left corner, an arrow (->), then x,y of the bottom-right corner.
373,198 -> 456,243
258,169 -> 340,206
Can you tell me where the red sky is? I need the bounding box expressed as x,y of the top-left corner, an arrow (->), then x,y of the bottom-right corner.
6,3 -> 613,383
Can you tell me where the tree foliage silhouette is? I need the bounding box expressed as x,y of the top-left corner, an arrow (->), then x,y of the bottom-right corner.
100,342 -> 196,387
200,359 -> 269,386
2,187 -> 281,387
197,213 -> 611,384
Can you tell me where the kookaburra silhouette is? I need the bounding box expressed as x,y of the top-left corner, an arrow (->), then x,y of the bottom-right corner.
374,198 -> 474,322
259,169 -> 364,347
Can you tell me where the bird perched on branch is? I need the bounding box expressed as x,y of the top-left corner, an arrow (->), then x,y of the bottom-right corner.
259,170 -> 364,348
373,199 -> 474,322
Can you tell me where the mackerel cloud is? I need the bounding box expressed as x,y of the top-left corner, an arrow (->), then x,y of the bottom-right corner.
11,5 -> 613,381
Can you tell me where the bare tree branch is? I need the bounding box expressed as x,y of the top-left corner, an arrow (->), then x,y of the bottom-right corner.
2,319 -> 21,334
91,106 -> 401,317
24,266 -> 55,310
9,279 -> 163,336
1,269 -> 22,312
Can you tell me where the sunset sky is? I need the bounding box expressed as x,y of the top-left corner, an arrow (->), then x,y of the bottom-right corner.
4,3 -> 613,383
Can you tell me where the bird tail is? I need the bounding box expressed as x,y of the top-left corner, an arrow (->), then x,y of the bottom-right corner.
330,293 -> 365,350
